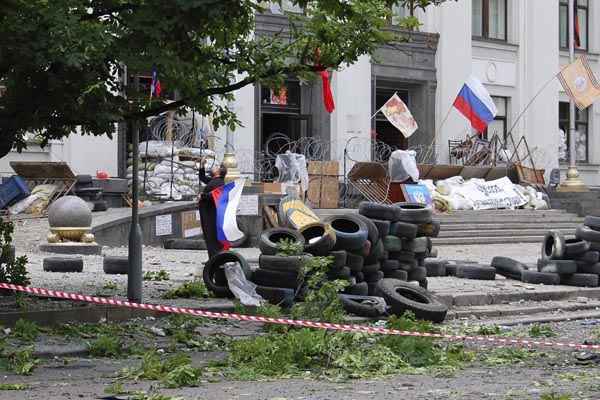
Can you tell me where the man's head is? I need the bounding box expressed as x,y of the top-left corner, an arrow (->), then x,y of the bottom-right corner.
211,163 -> 228,179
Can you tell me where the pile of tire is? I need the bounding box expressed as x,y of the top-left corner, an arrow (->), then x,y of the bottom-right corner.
489,217 -> 600,288
357,201 -> 440,290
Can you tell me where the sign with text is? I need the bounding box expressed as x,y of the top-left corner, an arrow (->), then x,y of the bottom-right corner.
155,214 -> 173,236
237,195 -> 259,216
454,177 -> 528,210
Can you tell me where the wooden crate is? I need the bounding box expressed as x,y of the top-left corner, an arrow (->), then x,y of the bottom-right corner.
307,161 -> 339,209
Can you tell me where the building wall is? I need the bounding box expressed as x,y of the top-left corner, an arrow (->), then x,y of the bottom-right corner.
0,131 -> 118,178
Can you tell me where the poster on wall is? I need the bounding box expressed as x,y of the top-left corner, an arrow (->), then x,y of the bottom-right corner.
181,210 -> 202,238
155,214 -> 173,236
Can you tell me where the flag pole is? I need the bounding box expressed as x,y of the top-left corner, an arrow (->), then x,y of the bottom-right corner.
559,0 -> 587,191
371,91 -> 397,119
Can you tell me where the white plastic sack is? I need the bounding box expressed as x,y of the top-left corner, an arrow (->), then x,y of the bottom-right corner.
8,195 -> 40,215
139,141 -> 179,158
224,262 -> 264,307
388,150 -> 419,182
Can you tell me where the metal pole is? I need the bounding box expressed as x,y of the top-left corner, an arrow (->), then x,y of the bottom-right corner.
559,0 -> 586,191
568,0 -> 577,172
128,119 -> 143,302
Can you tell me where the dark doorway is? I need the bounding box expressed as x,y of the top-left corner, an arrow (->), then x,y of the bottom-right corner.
262,113 -> 311,154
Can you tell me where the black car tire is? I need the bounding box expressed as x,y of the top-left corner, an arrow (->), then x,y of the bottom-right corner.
299,223 -> 336,256
259,228 -> 306,256
577,251 -> 600,264
537,259 -> 577,274
584,216 -> 600,231
364,270 -> 384,283
103,256 -> 128,275
381,259 -> 400,273
255,286 -> 295,308
354,214 -> 380,245
375,279 -> 447,323
455,264 -> 496,280
371,219 -> 392,240
383,236 -> 403,252
358,202 -> 401,221
564,238 -> 591,257
346,252 -> 365,272
407,266 -> 427,282
491,256 -> 527,280
389,221 -> 418,240
252,268 -> 301,290
344,282 -> 370,296
385,269 -> 408,281
324,214 -> 369,251
559,273 -> 599,287
43,257 -> 84,273
577,226 -> 600,243
203,251 -> 252,297
393,203 -> 433,224
363,263 -> 382,275
259,254 -> 311,273
339,294 -> 387,318
521,270 -> 560,285
417,221 -> 441,238
424,259 -> 447,277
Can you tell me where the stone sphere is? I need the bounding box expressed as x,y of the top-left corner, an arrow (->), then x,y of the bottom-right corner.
48,196 -> 92,228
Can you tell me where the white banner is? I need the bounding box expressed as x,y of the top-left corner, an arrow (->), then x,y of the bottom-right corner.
380,94 -> 418,138
453,177 -> 528,210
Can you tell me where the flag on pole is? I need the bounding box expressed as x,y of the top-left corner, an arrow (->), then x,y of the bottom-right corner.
151,65 -> 162,98
211,179 -> 246,251
557,56 -> 600,110
380,94 -> 418,138
453,76 -> 497,133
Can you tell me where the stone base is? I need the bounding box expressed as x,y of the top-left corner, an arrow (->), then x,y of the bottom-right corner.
39,243 -> 102,256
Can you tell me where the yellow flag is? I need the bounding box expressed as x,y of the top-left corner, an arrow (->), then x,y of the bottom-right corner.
557,56 -> 600,110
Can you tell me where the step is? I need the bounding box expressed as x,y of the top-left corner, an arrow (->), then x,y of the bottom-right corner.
432,236 -> 546,245
439,216 -> 583,224
437,228 -> 575,238
441,222 -> 581,231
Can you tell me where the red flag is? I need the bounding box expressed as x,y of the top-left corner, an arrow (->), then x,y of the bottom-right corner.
320,70 -> 335,113
574,0 -> 581,48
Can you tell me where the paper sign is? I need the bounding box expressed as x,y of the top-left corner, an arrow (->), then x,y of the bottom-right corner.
237,195 -> 259,216
181,210 -> 202,238
155,214 -> 173,236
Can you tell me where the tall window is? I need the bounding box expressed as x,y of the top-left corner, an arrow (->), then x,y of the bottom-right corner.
473,0 -> 507,41
484,97 -> 508,140
559,102 -> 588,162
560,0 -> 588,50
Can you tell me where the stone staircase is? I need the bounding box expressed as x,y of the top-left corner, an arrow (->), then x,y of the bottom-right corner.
314,208 -> 583,246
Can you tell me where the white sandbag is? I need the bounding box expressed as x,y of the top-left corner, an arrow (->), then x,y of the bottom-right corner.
139,141 -> 179,158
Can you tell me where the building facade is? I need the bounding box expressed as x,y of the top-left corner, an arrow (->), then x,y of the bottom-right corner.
1,0 -> 598,187
220,0 -> 600,185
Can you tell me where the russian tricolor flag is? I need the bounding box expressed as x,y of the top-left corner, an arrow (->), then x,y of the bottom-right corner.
211,179 -> 246,251
453,76 -> 497,133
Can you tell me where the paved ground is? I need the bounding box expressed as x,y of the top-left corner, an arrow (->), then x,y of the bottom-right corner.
12,216 -> 547,305
6,216 -> 600,399
0,318 -> 598,399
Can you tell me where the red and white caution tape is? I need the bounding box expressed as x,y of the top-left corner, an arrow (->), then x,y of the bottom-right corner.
1,282 -> 598,351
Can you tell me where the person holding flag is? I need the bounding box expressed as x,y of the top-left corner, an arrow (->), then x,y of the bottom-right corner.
198,162 -> 228,258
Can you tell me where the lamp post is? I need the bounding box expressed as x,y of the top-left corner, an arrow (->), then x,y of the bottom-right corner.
221,101 -> 241,182
128,119 -> 143,302
559,0 -> 587,191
